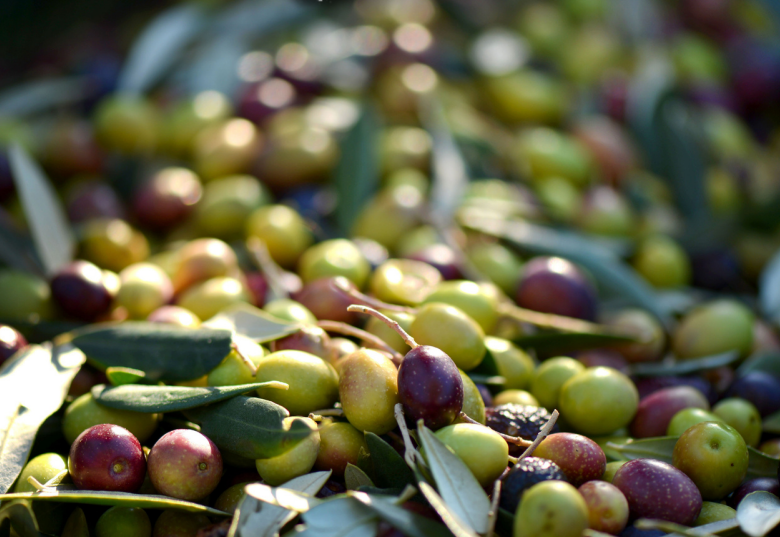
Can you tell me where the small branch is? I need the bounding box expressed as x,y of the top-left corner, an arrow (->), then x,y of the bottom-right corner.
394,403 -> 419,469
514,410 -> 559,466
486,479 -> 502,537
498,303 -> 639,339
459,412 -> 532,447
317,320 -> 404,366
27,476 -> 46,491
246,237 -> 289,301
308,408 -> 345,421
333,278 -> 417,314
43,470 -> 69,487
232,342 -> 258,376
348,305 -> 418,350
394,484 -> 418,505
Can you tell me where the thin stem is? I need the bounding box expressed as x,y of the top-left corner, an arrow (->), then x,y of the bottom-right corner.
246,237 -> 289,301
232,342 -> 258,376
395,485 -> 418,505
348,305 -> 419,349
27,476 -> 45,491
333,278 -> 417,314
514,410 -> 559,466
459,412 -> 532,447
309,408 -> 345,420
43,469 -> 69,487
317,320 -> 404,365
498,303 -> 640,339
394,403 -> 419,469
486,479 -> 502,537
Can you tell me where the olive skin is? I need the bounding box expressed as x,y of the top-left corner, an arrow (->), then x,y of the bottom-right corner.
514,481 -> 589,537
434,423 -> 508,487
409,303 -> 486,372
578,480 -> 629,535
255,350 -> 339,416
63,392 -> 159,445
0,324 -> 27,365
14,453 -> 68,492
612,459 -> 702,525
314,421 -> 368,477
50,260 -> 115,321
69,424 -> 146,493
147,429 -> 223,501
339,349 -> 399,435
255,417 -> 320,485
630,386 -> 710,438
672,299 -> 754,360
533,433 -> 607,486
514,256 -> 597,321
727,478 -> 780,509
397,345 -> 464,430
95,506 -> 151,537
559,367 -> 639,436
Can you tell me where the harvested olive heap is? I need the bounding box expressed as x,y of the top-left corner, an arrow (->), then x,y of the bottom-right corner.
2,0 -> 780,536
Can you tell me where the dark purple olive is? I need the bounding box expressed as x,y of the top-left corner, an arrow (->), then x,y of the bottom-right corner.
0,324 -> 26,365
514,256 -> 597,321
50,261 -> 114,321
69,424 -> 146,492
634,375 -> 718,406
237,78 -> 297,124
407,244 -> 464,281
271,325 -> 333,362
690,249 -> 742,291
727,477 -> 780,509
726,372 -> 780,417
244,272 -> 268,307
132,167 -> 202,231
576,349 -> 629,373
292,276 -> 359,324
397,345 -> 464,430
476,384 -> 493,407
66,181 -> 125,223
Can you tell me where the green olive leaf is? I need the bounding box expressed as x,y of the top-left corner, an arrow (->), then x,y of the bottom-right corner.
333,101 -> 380,235
92,381 -> 288,413
417,425 -> 490,534
350,491 -> 453,537
760,251 -> 780,325
9,143 -> 75,276
185,395 -> 312,460
359,433 -> 415,490
229,470 -> 331,537
105,367 -> 146,386
0,488 -> 228,516
244,483 -> 321,513
202,303 -> 300,343
0,77 -> 91,117
0,344 -> 85,494
61,507 -> 88,537
0,501 -> 38,537
417,482 -> 479,537
295,496 -> 378,537
607,437 -> 779,479
345,465 -> 374,491
513,331 -> 636,354
737,491 -> 780,537
628,351 -> 741,377
70,321 -> 232,382
737,351 -> 780,377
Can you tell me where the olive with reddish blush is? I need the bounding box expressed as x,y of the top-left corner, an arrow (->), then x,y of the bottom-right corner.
68,424 -> 146,492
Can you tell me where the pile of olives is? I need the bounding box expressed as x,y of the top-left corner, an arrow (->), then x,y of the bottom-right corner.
2,0 -> 780,536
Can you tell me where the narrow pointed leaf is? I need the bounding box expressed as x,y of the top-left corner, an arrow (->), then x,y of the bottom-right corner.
747,447 -> 780,480
513,332 -> 637,354
359,433 -> 415,489
0,488 -> 228,515
61,507 -> 88,537
8,144 -> 74,276
0,206 -> 45,276
202,303 -> 300,343
738,352 -> 780,377
0,501 -> 38,537
345,465 -> 374,491
0,344 -> 85,494
628,351 -> 740,377
105,367 -> 146,386
70,322 -> 232,382
298,497 -> 378,537
244,483 -> 321,513
185,396 -> 313,460
333,101 -> 380,235
350,492 -> 453,537
117,4 -> 205,94
0,77 -> 90,117
232,471 -> 331,537
93,381 -> 288,413
417,425 -> 490,533
738,491 -> 780,537
761,250 -> 780,324
417,482 -> 479,537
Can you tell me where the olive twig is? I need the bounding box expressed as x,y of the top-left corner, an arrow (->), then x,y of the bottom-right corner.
335,279 -> 416,314
514,409 -> 559,466
394,403 -> 420,468
486,479 -> 502,537
26,476 -> 46,491
231,341 -> 258,376
246,236 -> 290,301
458,412 -> 532,448
308,408 -> 345,421
498,303 -> 639,339
43,469 -> 70,487
394,485 -> 418,505
348,305 -> 419,349
317,320 -> 404,365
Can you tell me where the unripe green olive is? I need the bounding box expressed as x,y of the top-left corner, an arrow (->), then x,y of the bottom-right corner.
160,90 -> 232,157
672,300 -> 754,360
80,218 -> 150,272
459,371 -> 486,424
369,259 -> 441,306
531,357 -> 585,410
486,337 -> 536,390
379,126 -> 432,175
192,118 -> 262,180
434,423 -> 508,487
255,417 -> 320,485
63,393 -> 159,444
559,367 -> 639,436
14,453 -> 68,492
207,344 -> 265,387
195,175 -> 270,238
0,270 -> 53,321
94,95 -> 159,155
264,299 -> 317,324
298,239 -> 371,289
410,303 -> 486,371
422,280 -> 501,334
352,185 -> 424,251
338,349 -> 399,434
246,205 -> 313,269
177,277 -> 251,321
493,389 -> 539,407
481,71 -> 567,125
255,350 -> 339,416
116,263 -> 173,319
514,127 -> 592,187
633,235 -> 691,289
466,242 -> 524,296
314,420 -> 367,477
514,481 -> 589,537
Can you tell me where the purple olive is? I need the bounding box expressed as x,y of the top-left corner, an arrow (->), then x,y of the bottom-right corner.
50,261 -> 114,321
69,424 -> 146,492
514,256 -> 597,321
0,324 -> 26,365
727,477 -> 780,508
726,372 -> 780,417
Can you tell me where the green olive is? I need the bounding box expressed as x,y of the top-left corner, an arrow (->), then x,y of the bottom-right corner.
196,175 -> 270,238
14,453 -> 68,492
434,423 -> 508,487
459,371 -> 486,424
255,417 -> 320,485
246,205 -> 313,268
298,239 -> 371,289
369,259 -> 441,306
338,348 -> 399,434
176,277 -> 251,321
264,299 -> 317,324
255,350 -> 339,416
63,393 -> 159,445
486,337 -> 536,390
365,310 -> 416,354
410,303 -> 486,371
422,280 -> 501,334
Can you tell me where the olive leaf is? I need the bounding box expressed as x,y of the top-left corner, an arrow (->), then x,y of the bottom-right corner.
230,471 -> 331,537
635,517 -> 739,536
0,501 -> 37,537
460,210 -> 672,327
0,77 -> 91,117
105,367 -> 146,386
760,250 -> 780,325
185,396 -> 312,460
358,433 -> 415,490
345,465 -> 374,491
417,482 -> 479,537
243,483 -> 321,513
351,491 -> 454,537
0,488 -> 228,515
0,207 -> 46,276
737,491 -> 780,537
628,351 -> 740,377
117,3 -> 205,94
417,425 -> 490,534
0,344 -> 85,494
762,410 -> 780,434
294,496 -> 378,537
607,437 -> 779,479
70,322 -> 232,382
92,381 -> 288,413
61,507 -> 88,537
202,303 -> 300,343
333,101 -> 380,235
9,143 -> 75,276
737,351 -> 780,377
513,332 -> 635,354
